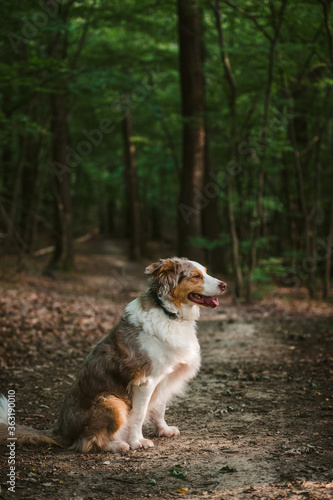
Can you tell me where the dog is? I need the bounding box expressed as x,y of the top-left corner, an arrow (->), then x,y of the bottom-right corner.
0,257 -> 226,452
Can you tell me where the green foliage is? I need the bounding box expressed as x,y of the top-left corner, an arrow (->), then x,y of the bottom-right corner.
220,465 -> 236,474
0,0 -> 332,293
168,465 -> 188,478
190,234 -> 231,251
253,258 -> 287,283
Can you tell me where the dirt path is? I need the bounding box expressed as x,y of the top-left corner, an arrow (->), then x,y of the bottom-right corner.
0,238 -> 332,499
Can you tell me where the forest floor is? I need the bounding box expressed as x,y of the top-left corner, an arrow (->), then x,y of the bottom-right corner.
0,237 -> 333,500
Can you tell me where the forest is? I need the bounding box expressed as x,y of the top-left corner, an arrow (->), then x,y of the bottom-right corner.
0,1 -> 333,499
1,0 -> 332,300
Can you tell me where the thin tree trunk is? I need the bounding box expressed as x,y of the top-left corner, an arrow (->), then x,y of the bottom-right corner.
320,0 -> 333,298
48,92 -> 74,271
320,0 -> 333,66
307,126 -> 324,298
324,198 -> 333,299
27,114 -> 50,252
246,0 -> 287,302
122,102 -> 141,261
201,6 -> 221,272
286,94 -> 330,299
213,0 -> 243,296
0,199 -> 27,254
201,135 -> 222,270
177,0 -> 205,261
289,117 -> 311,255
282,155 -> 297,262
6,135 -> 27,251
47,2 -> 75,272
21,97 -> 47,252
159,111 -> 181,174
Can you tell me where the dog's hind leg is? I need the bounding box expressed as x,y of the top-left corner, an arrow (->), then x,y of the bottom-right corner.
79,395 -> 129,453
105,439 -> 130,452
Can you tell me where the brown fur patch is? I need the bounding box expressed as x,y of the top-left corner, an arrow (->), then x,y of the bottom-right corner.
145,258 -> 176,276
131,370 -> 148,387
171,267 -> 205,308
81,431 -> 110,453
0,423 -> 63,447
97,395 -> 128,427
158,259 -> 175,274
98,396 -> 129,429
77,395 -> 129,453
145,258 -> 182,295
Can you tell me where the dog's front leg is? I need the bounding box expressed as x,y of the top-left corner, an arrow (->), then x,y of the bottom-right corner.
149,401 -> 180,437
127,382 -> 157,450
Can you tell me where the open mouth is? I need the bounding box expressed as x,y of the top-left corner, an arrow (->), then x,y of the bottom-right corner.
188,292 -> 219,309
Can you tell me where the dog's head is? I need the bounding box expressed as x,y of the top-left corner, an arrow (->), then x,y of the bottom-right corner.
145,257 -> 226,309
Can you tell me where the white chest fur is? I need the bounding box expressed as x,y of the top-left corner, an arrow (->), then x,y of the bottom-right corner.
125,299 -> 201,379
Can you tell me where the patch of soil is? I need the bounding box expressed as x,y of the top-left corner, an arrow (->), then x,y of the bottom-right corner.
0,238 -> 332,499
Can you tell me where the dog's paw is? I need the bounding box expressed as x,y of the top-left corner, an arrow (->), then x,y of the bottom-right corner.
158,425 -> 180,438
129,438 -> 154,450
105,440 -> 130,452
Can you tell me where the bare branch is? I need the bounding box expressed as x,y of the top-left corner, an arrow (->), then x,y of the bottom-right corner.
223,0 -> 272,41
319,0 -> 333,66
70,0 -> 98,69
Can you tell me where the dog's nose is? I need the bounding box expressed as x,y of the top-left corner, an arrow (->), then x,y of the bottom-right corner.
219,281 -> 227,291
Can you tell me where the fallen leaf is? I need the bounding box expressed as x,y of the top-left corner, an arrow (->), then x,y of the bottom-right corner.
169,465 -> 188,478
220,465 -> 236,474
177,487 -> 188,493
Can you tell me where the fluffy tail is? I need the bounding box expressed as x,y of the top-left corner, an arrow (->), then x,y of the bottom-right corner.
0,394 -> 63,447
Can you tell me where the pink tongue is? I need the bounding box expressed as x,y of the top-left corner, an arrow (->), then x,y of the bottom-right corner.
203,296 -> 219,308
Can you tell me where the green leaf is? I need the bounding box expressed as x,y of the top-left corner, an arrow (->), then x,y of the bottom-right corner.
220,465 -> 236,474
168,465 -> 188,478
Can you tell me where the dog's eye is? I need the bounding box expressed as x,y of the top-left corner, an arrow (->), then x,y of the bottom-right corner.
194,275 -> 201,279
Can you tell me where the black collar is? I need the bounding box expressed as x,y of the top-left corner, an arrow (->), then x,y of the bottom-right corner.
150,290 -> 178,320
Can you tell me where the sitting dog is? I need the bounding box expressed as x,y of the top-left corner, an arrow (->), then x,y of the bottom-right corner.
0,257 -> 226,452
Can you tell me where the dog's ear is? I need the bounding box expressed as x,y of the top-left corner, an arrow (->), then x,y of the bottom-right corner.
145,259 -> 181,295
145,259 -> 165,276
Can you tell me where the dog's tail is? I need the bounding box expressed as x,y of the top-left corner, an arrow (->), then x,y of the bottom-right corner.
0,394 -> 63,447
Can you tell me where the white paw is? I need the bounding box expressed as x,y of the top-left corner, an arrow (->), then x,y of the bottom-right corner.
105,440 -> 130,452
158,425 -> 180,438
130,438 -> 154,450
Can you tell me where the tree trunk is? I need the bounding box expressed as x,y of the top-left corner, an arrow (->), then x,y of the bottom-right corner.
47,2 -> 75,272
201,136 -> 222,271
21,96 -> 45,252
201,8 -> 222,272
246,0 -> 287,302
5,135 -> 27,252
177,0 -> 205,261
48,92 -> 74,271
320,0 -> 333,299
324,198 -> 333,299
213,0 -> 243,296
122,103 -> 141,261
